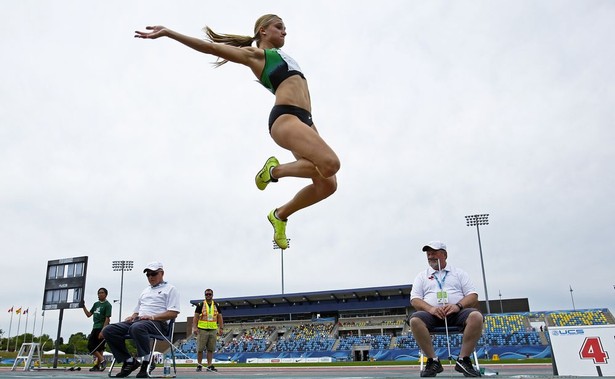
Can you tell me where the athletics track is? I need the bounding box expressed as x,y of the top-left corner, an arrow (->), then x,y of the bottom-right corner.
0,363 -> 561,378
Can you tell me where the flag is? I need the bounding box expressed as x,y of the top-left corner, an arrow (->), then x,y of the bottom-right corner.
24,308 -> 29,314
16,307 -> 22,314
8,306 -> 13,313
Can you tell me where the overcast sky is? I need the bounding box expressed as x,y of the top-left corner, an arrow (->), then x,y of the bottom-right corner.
2,0 -> 614,341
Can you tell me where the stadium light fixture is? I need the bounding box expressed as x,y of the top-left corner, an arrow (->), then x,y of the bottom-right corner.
112,260 -> 134,322
273,239 -> 290,295
465,214 -> 491,314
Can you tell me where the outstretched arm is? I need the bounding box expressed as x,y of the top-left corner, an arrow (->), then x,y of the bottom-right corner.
135,26 -> 263,69
82,303 -> 92,318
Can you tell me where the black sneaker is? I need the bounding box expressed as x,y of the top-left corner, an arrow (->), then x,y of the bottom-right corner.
115,359 -> 141,378
135,361 -> 150,378
207,365 -> 218,372
100,360 -> 108,371
455,356 -> 481,377
89,364 -> 100,372
135,360 -> 158,378
196,364 -> 203,372
421,358 -> 443,377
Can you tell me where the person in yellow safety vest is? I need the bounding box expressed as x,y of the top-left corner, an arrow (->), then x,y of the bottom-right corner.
192,288 -> 223,372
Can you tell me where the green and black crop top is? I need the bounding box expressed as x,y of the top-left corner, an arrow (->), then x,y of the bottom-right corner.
259,49 -> 305,94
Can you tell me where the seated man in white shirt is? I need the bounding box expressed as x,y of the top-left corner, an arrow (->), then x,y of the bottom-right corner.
409,241 -> 483,377
102,261 -> 180,378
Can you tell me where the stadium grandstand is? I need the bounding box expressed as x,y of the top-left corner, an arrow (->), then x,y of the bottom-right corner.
163,284 -> 614,363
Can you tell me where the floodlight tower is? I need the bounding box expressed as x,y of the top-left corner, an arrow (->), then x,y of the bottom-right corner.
465,214 -> 491,314
273,240 -> 290,294
112,260 -> 134,322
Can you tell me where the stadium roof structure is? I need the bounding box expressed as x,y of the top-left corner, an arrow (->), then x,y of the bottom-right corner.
190,284 -> 412,321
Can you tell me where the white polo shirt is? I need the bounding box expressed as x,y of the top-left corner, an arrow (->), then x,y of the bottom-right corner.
410,264 -> 478,307
134,281 -> 181,318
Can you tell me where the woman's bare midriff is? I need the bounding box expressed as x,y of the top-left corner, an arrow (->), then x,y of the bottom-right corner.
273,76 -> 311,111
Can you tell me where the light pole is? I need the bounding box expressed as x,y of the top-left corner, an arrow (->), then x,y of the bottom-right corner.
569,285 -> 576,310
112,260 -> 134,322
272,239 -> 290,294
499,290 -> 503,313
465,214 -> 491,314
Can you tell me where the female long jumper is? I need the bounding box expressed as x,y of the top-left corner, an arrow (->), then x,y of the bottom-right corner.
135,15 -> 340,249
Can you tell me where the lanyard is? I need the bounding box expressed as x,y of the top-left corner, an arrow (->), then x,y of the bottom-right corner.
204,301 -> 215,317
433,270 -> 448,290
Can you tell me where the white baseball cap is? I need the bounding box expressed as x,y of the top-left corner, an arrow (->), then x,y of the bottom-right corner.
143,261 -> 164,273
422,241 -> 447,252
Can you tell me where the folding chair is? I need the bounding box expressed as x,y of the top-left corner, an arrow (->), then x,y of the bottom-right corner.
419,325 -> 480,372
108,318 -> 177,378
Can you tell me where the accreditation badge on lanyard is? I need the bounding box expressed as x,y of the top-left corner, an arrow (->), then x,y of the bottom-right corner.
206,302 -> 215,321
434,271 -> 449,304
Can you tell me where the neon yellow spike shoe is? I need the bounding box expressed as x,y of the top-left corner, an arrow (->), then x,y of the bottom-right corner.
255,156 -> 279,190
268,209 -> 288,249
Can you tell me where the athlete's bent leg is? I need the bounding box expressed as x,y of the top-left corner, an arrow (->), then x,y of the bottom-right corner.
276,175 -> 337,220
270,117 -> 340,179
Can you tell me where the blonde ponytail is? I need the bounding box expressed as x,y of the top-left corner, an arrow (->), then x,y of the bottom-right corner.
203,14 -> 281,67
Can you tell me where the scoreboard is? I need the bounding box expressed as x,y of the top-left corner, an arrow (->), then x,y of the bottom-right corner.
42,256 -> 88,310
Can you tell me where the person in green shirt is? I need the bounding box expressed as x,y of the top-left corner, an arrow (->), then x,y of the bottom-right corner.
82,287 -> 112,371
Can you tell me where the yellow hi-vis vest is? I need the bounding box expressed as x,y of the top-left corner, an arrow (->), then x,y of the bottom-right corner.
197,301 -> 219,330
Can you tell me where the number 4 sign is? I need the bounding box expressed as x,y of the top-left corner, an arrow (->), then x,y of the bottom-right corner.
580,336 -> 609,364
550,325 -> 615,376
